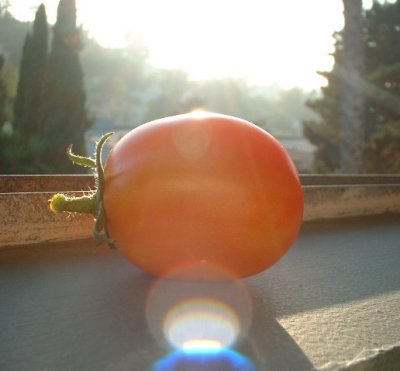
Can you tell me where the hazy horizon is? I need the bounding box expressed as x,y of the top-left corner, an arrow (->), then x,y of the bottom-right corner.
6,0 -> 379,91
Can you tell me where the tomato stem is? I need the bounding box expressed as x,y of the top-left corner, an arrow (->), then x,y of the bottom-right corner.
49,132 -> 115,248
49,193 -> 96,214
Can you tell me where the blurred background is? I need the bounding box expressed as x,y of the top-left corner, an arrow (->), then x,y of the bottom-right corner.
0,0 -> 399,174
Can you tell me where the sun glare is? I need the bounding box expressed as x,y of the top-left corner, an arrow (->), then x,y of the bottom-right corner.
10,0 -> 346,90
122,0 -> 343,89
182,339 -> 223,351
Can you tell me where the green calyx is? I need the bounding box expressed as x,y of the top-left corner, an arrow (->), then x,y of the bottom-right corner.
49,132 -> 115,248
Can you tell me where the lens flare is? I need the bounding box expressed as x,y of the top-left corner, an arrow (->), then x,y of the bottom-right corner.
146,264 -> 253,350
147,264 -> 255,370
172,116 -> 211,159
163,297 -> 240,350
182,339 -> 222,351
153,348 -> 257,371
189,110 -> 211,119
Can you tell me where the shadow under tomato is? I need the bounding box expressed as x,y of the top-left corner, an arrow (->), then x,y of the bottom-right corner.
241,294 -> 314,370
105,265 -> 314,371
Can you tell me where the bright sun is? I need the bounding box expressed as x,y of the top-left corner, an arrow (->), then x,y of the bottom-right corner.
10,0 -> 345,90
83,0 -> 343,90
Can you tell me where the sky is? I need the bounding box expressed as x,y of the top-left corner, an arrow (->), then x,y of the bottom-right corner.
8,0 -> 376,91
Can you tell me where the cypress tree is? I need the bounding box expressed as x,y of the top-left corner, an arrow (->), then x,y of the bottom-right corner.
42,0 -> 92,173
13,32 -> 30,130
14,4 -> 48,136
3,3 -> 49,173
29,4 -> 48,134
0,54 -> 6,128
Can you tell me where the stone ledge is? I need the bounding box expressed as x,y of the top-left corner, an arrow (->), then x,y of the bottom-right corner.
1,214 -> 399,370
1,175 -> 399,248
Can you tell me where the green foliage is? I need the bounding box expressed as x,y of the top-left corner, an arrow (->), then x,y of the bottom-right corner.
40,0 -> 92,173
0,56 -> 17,128
141,76 -> 315,138
0,56 -> 17,98
1,4 -> 50,174
1,1 -> 317,174
0,55 -> 6,127
190,78 -> 269,125
0,130 -> 49,173
14,4 -> 48,136
1,48 -> 48,174
79,34 -> 315,138
365,120 -> 400,172
0,1 -> 92,174
143,69 -> 192,122
0,56 -> 16,173
0,8 -> 30,64
305,0 -> 400,173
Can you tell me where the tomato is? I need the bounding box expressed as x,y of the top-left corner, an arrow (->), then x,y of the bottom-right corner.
103,112 -> 303,278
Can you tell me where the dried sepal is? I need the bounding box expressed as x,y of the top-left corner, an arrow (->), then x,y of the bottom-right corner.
67,145 -> 96,168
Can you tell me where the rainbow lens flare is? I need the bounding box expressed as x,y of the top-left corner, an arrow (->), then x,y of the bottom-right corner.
163,297 -> 240,350
146,264 -> 256,370
153,347 -> 257,371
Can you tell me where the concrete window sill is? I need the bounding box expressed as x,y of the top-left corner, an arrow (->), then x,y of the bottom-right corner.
1,174 -> 399,248
0,175 -> 399,370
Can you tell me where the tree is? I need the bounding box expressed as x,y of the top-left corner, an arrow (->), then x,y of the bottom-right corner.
0,56 -> 18,126
0,5 -> 31,64
143,69 -> 192,122
0,54 -> 41,174
41,0 -> 92,173
0,55 -> 6,127
14,4 -> 48,137
339,0 -> 365,173
304,0 -> 400,173
1,4 -> 53,173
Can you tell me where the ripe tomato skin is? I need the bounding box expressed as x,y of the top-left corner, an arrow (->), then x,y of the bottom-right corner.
103,112 -> 303,278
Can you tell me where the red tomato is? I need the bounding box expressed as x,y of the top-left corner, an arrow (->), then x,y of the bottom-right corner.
103,112 -> 303,278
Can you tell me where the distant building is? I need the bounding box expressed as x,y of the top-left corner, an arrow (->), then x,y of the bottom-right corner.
279,137 -> 316,173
